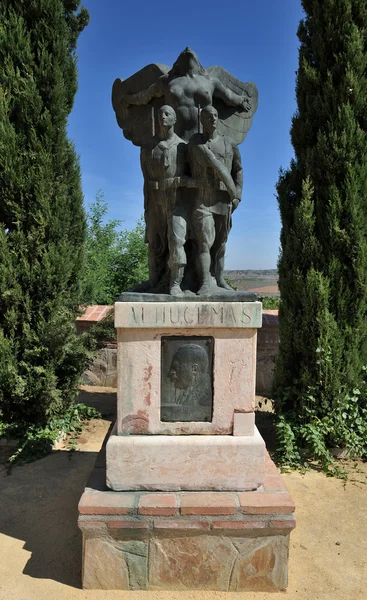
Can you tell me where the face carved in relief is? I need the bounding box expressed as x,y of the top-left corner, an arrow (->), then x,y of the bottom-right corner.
168,344 -> 208,390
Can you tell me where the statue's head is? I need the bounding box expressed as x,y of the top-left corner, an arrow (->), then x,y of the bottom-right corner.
158,105 -> 176,129
168,344 -> 208,390
170,47 -> 205,77
200,105 -> 218,130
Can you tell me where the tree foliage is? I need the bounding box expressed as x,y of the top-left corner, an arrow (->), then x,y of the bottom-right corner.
274,0 -> 367,468
0,0 -> 89,427
80,192 -> 148,305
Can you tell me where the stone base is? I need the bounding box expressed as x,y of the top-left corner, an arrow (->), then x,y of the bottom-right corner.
106,425 -> 265,491
78,446 -> 295,591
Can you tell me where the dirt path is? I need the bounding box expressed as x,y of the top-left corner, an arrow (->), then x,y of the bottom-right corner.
1,387 -> 366,600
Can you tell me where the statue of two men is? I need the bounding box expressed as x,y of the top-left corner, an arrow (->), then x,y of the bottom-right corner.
140,103 -> 242,296
112,48 -> 258,296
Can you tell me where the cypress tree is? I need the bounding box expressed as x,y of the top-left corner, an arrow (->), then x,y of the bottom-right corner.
0,1 -> 89,427
274,0 -> 367,463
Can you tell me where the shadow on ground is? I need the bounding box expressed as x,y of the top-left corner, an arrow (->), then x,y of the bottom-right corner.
0,387 -> 116,588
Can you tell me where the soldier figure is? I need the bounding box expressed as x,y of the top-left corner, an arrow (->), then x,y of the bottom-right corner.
140,105 -> 189,293
188,106 -> 243,295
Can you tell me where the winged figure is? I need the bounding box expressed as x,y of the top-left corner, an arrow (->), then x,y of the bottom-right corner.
112,48 -> 258,145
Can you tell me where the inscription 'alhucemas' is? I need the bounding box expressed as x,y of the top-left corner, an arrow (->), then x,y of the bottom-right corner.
112,48 -> 258,297
130,303 -> 252,327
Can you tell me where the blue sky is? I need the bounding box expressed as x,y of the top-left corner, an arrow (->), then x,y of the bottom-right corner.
68,0 -> 304,270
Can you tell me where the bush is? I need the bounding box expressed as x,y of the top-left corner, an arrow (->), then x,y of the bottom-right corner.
0,1 -> 89,428
0,403 -> 101,467
80,192 -> 148,305
274,1 -> 367,471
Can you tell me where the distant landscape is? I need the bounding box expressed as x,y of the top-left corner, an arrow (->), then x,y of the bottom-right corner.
224,270 -> 279,296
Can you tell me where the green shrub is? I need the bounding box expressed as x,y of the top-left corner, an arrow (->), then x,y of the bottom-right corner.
260,297 -> 280,310
1,403 -> 101,467
80,193 -> 148,305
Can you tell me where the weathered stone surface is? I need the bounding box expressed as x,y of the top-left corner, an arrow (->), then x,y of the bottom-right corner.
106,429 -> 265,491
81,343 -> 117,387
79,448 -> 295,523
265,450 -> 280,474
149,535 -> 237,590
118,540 -> 148,590
83,537 -> 129,590
233,411 -> 255,436
229,536 -> 289,591
115,301 -> 262,329
116,326 -> 257,435
82,532 -> 292,591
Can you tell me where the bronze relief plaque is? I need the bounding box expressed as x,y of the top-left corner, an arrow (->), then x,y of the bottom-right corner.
161,336 -> 213,422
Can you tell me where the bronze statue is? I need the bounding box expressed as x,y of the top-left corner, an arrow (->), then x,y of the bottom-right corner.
112,49 -> 258,298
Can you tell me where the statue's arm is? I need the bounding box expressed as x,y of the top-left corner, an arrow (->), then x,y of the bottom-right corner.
191,143 -> 236,199
124,76 -> 166,106
231,145 -> 243,201
213,78 -> 251,111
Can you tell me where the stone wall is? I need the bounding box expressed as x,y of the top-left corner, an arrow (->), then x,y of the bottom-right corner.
82,342 -> 118,387
79,308 -> 279,397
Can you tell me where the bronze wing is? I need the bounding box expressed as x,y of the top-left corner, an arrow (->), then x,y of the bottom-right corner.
112,63 -> 170,147
206,65 -> 258,145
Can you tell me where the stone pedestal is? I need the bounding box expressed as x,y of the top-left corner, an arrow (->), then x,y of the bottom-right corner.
78,446 -> 295,591
113,301 -> 261,434
107,300 -> 264,492
78,298 -> 296,589
107,425 -> 265,491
